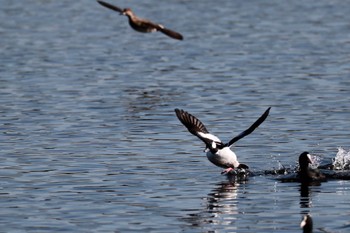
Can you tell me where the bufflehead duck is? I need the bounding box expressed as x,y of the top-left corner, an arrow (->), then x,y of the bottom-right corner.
97,1 -> 183,40
175,107 -> 271,174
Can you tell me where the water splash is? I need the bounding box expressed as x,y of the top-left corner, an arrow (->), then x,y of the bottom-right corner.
294,154 -> 322,170
268,154 -> 291,175
276,160 -> 284,170
332,147 -> 350,170
309,154 -> 322,169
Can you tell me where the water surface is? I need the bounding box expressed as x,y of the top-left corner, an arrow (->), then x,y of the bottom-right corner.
1,0 -> 350,232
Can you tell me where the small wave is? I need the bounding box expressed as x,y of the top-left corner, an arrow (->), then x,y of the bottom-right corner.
227,149 -> 350,181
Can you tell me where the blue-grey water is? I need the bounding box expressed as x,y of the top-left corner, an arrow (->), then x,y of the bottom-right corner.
1,0 -> 350,232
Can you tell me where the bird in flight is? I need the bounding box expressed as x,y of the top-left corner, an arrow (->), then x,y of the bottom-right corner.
175,107 -> 271,174
97,1 -> 183,40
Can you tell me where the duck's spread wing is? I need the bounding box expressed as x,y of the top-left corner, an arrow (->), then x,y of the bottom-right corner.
226,107 -> 271,147
175,108 -> 209,135
97,0 -> 123,13
139,21 -> 184,40
175,109 -> 220,145
158,26 -> 184,40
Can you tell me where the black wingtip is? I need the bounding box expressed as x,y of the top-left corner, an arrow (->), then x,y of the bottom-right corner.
225,107 -> 271,147
174,108 -> 187,125
174,108 -> 210,137
160,28 -> 184,40
254,106 -> 271,125
97,0 -> 124,13
260,107 -> 271,121
174,108 -> 183,117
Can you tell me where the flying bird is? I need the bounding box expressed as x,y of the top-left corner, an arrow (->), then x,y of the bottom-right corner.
97,1 -> 183,40
175,107 -> 271,174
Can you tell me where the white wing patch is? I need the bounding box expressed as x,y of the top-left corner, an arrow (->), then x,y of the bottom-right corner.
198,132 -> 221,143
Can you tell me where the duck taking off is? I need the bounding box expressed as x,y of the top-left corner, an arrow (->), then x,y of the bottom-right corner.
175,107 -> 271,174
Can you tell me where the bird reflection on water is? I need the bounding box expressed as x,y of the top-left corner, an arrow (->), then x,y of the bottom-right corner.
182,176 -> 245,231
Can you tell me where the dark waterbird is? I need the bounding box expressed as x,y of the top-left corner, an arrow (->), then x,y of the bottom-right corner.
175,107 -> 271,174
97,1 -> 183,40
298,151 -> 327,183
277,152 -> 327,183
300,214 -> 313,233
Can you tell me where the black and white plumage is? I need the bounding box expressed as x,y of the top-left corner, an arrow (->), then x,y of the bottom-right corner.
300,214 -> 313,233
174,107 -> 271,174
97,1 -> 183,40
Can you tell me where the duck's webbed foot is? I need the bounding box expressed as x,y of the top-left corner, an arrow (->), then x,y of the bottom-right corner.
221,167 -> 234,175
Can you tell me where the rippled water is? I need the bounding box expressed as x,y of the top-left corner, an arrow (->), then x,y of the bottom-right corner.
1,0 -> 350,232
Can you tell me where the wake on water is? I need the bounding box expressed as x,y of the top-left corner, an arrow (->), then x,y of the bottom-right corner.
228,147 -> 350,181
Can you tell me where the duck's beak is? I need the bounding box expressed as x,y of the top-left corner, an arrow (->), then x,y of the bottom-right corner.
300,215 -> 308,228
307,153 -> 313,164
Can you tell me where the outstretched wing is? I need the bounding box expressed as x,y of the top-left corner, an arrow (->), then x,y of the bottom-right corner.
225,107 -> 271,147
174,109 -> 221,146
159,27 -> 184,40
97,0 -> 123,13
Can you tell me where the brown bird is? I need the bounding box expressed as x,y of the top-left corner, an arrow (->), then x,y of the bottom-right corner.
97,1 -> 183,40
